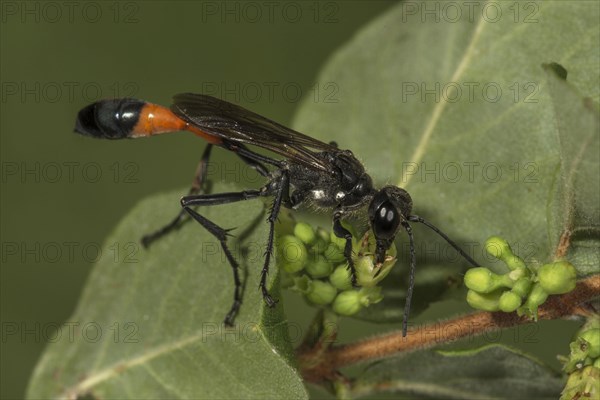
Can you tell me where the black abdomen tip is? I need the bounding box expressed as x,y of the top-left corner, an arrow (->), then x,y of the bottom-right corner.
74,98 -> 145,139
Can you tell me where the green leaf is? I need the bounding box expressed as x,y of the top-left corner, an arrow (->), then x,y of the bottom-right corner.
351,345 -> 564,399
544,64 -> 600,275
27,183 -> 307,399
293,0 -> 599,322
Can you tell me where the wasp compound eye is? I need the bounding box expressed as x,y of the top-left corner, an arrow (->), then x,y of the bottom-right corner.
373,201 -> 400,240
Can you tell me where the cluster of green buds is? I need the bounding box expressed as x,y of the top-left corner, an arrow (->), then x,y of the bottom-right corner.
276,220 -> 397,317
560,317 -> 600,399
464,236 -> 577,318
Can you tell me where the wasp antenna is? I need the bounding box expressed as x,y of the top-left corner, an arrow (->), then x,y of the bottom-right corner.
401,221 -> 416,337
408,215 -> 479,267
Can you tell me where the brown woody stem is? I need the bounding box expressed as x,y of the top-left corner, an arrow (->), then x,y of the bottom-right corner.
298,275 -> 600,384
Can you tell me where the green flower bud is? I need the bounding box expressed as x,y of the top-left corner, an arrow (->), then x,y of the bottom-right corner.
466,289 -> 502,312
333,290 -> 363,316
508,267 -> 528,282
324,242 -> 346,264
329,265 -> 353,290
504,255 -> 527,272
485,236 -> 512,259
357,229 -> 397,258
564,337 -> 592,373
316,227 -> 330,243
332,287 -> 383,316
580,329 -> 600,359
485,236 -> 526,271
499,291 -> 522,312
537,261 -> 577,295
358,287 -> 384,306
355,256 -> 377,287
277,235 -> 307,274
528,282 -> 549,305
282,261 -> 305,274
520,283 -> 548,319
310,238 -> 329,254
511,277 -> 532,298
306,227 -> 330,254
294,222 -> 316,245
355,252 -> 396,287
330,231 -> 347,250
464,267 -> 513,293
290,275 -> 311,294
306,280 -> 338,305
306,254 -> 334,278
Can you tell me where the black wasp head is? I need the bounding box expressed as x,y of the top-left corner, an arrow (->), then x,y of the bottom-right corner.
368,186 -> 413,264
74,98 -> 144,139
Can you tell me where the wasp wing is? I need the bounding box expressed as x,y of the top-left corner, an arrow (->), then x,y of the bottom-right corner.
171,93 -> 338,171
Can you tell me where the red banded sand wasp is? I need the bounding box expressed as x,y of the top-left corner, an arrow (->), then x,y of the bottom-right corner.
75,94 -> 478,335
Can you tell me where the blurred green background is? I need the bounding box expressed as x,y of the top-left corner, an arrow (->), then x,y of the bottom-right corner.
0,1 -> 398,397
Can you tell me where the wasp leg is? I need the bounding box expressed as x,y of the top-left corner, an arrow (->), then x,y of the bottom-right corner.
182,188 -> 265,326
333,211 -> 358,287
259,171 -> 289,307
181,171 -> 289,326
142,143 -> 270,248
